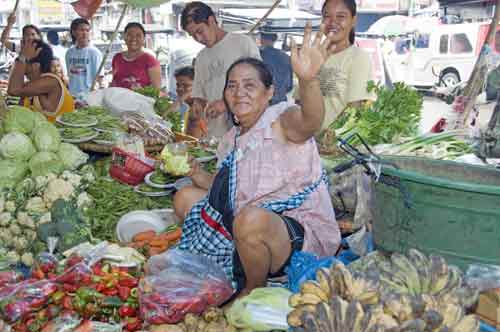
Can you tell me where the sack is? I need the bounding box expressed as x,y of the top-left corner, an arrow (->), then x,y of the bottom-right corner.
139,249 -> 234,325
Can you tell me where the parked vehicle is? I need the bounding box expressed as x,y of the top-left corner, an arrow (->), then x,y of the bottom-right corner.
385,21 -> 500,89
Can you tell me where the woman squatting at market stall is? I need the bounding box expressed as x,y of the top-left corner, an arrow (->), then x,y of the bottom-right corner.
173,22 -> 341,297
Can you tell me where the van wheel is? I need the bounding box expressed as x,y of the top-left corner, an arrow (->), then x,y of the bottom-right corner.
440,70 -> 460,87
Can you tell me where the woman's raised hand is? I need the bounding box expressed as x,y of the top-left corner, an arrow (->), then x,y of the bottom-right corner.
290,22 -> 335,81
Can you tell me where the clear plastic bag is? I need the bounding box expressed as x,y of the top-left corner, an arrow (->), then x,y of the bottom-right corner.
140,249 -> 234,325
465,263 -> 500,292
73,320 -> 123,332
0,279 -> 58,323
226,287 -> 292,331
40,312 -> 81,332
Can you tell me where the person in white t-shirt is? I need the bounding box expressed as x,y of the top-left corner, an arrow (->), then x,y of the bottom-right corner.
47,30 -> 67,76
180,1 -> 261,138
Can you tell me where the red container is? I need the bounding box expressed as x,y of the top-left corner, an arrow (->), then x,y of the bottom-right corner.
109,147 -> 155,185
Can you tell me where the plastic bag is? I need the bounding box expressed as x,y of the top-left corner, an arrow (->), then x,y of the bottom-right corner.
40,311 -> 81,332
73,320 -> 122,332
328,164 -> 375,232
0,279 -> 58,322
140,249 -> 234,325
286,251 -> 338,293
32,238 -> 59,279
465,263 -> 500,292
226,287 -> 292,331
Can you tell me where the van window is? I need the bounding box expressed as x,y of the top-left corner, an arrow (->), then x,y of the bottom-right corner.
450,33 -> 472,54
439,35 -> 449,54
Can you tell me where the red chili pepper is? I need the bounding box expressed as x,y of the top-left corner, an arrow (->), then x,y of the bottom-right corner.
118,286 -> 131,301
91,263 -> 104,276
62,296 -> 73,310
118,304 -> 136,317
27,297 -> 46,309
56,272 -> 78,284
148,316 -> 166,325
118,277 -> 138,288
63,283 -> 78,293
102,288 -> 118,296
31,268 -> 45,280
95,282 -> 106,293
47,272 -> 57,280
125,317 -> 141,331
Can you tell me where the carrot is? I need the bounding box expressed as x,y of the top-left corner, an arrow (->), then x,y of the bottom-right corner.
149,239 -> 167,247
132,230 -> 156,242
163,227 -> 182,241
128,240 -> 147,249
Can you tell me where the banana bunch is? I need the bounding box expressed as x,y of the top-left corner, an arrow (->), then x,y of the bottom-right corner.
376,249 -> 478,308
288,262 -> 380,308
287,294 -> 480,332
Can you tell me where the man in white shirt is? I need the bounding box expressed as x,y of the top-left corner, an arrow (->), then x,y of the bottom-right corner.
181,1 -> 261,138
47,30 -> 67,75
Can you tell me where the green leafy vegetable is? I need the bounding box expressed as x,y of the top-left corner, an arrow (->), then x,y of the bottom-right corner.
164,111 -> 182,133
0,160 -> 29,189
334,81 -> 423,146
31,122 -> 61,152
29,152 -> 64,177
155,96 -> 173,115
57,143 -> 89,170
134,86 -> 160,99
0,132 -> 36,161
4,106 -> 37,134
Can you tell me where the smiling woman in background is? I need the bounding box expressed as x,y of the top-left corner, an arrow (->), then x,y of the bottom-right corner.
111,22 -> 161,90
300,0 -> 375,133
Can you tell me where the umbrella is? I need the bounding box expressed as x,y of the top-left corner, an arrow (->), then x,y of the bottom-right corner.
367,15 -> 414,37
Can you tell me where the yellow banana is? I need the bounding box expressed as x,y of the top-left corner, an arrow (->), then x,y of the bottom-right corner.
316,267 -> 332,299
345,300 -> 365,332
300,280 -> 329,302
286,304 -> 316,327
391,253 -> 421,294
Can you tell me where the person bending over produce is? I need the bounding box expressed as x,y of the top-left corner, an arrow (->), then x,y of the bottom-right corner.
111,22 -> 161,90
7,40 -> 74,122
174,23 -> 341,297
1,13 -> 42,54
297,0 -> 375,132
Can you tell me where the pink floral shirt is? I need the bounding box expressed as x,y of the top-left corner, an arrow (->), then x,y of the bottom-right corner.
216,102 -> 341,257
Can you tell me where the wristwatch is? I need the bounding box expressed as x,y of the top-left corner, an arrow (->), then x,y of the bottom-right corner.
16,55 -> 27,64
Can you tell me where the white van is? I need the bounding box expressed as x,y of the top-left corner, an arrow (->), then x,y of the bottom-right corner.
386,21 -> 500,88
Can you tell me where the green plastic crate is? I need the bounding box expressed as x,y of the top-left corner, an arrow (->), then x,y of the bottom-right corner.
372,156 -> 500,270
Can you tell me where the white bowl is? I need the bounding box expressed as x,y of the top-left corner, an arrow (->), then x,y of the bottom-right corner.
116,209 -> 179,243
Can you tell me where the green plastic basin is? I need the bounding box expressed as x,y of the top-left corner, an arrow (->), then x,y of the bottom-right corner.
372,156 -> 500,270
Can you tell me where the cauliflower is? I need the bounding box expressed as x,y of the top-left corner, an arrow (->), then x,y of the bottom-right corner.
0,229 -> 14,247
17,212 -> 36,229
43,179 -> 74,207
5,251 -> 20,263
24,229 -> 37,241
13,238 -> 28,251
5,201 -> 16,213
21,252 -> 34,267
8,223 -> 21,236
0,195 -> 4,213
38,212 -> 51,225
76,192 -> 93,210
0,212 -> 12,226
82,171 -> 95,184
25,197 -> 47,214
46,173 -> 57,182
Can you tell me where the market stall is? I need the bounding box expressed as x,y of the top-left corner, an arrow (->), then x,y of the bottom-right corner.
1,0 -> 500,331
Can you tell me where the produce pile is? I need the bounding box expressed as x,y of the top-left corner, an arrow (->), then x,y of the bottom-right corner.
148,308 -> 233,332
128,227 -> 182,258
0,106 -> 89,190
0,253 -> 143,332
0,167 -> 95,265
287,249 -> 480,332
56,106 -> 126,144
317,82 -> 423,154
373,130 -> 472,160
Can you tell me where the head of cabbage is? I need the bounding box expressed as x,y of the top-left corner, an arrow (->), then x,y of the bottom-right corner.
3,106 -> 40,134
57,143 -> 89,170
0,160 -> 29,189
0,132 -> 36,161
32,122 -> 61,152
29,152 -> 64,177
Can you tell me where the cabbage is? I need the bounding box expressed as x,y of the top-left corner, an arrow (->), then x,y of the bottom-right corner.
160,146 -> 190,176
0,132 -> 36,161
57,143 -> 89,170
4,106 -> 37,134
226,287 -> 293,331
32,122 -> 61,152
0,160 -> 28,189
32,112 -> 49,128
29,152 -> 64,177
